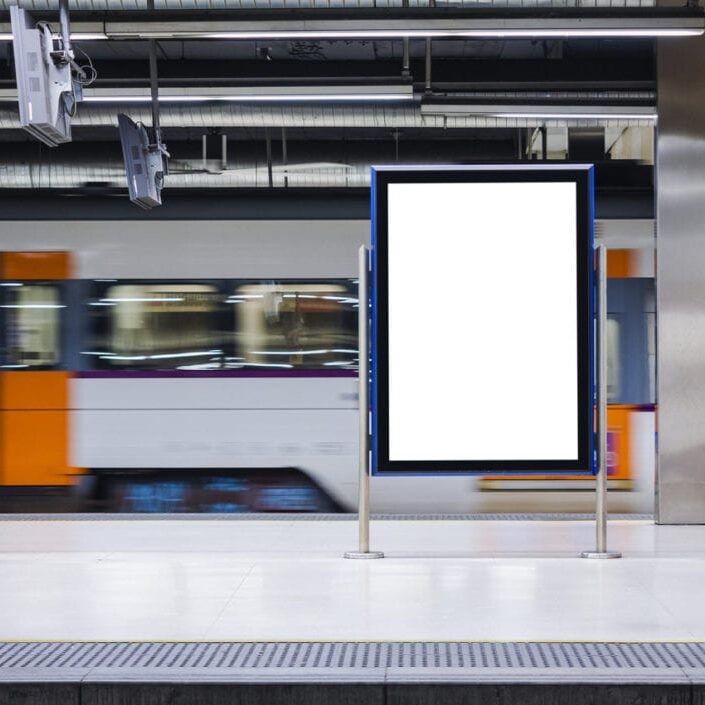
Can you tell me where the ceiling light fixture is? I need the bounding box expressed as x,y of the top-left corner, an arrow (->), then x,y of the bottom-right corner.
99,15 -> 704,40
0,18 -> 702,41
421,102 -> 657,121
0,84 -> 414,103
84,93 -> 413,102
183,28 -> 701,39
0,31 -> 107,40
79,84 -> 414,103
492,111 -> 657,120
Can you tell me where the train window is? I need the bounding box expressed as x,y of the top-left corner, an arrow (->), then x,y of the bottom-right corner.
606,316 -> 621,402
87,283 -> 225,369
0,284 -> 61,369
231,282 -> 357,369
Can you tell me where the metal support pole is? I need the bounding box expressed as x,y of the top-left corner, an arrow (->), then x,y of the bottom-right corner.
424,38 -> 432,95
541,125 -> 548,160
345,246 -> 384,560
582,244 -> 622,559
221,134 -> 228,171
148,39 -> 162,147
58,0 -> 71,54
402,38 -> 411,79
265,129 -> 273,188
526,127 -> 534,159
281,127 -> 288,188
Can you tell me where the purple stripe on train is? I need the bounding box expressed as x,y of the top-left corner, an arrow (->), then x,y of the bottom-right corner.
76,369 -> 358,379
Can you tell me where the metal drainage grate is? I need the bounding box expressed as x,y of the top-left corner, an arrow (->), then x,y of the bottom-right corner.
0,643 -> 703,670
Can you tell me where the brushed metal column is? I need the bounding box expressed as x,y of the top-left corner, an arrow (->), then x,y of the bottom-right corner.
582,245 -> 621,558
344,246 -> 384,559
657,37 -> 705,523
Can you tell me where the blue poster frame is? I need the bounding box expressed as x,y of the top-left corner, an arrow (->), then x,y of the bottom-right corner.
370,164 -> 596,476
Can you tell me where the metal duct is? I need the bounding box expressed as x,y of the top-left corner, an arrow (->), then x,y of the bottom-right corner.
0,0 -> 657,10
0,104 -> 655,129
0,157 -> 370,188
0,139 -> 654,187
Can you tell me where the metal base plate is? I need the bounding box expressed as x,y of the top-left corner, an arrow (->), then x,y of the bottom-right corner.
580,550 -> 622,559
344,551 -> 385,559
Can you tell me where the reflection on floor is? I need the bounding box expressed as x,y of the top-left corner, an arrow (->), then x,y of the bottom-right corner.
0,518 -> 703,642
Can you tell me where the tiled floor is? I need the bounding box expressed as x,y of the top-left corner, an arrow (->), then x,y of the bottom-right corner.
0,518 -> 704,642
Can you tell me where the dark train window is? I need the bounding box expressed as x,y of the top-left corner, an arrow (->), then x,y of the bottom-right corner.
230,282 -> 358,370
0,283 -> 62,369
85,283 -> 227,370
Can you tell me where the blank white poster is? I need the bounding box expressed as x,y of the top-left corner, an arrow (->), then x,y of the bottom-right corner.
387,180 -> 578,461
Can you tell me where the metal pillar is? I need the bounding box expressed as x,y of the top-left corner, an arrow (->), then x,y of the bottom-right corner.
656,36 -> 705,524
344,246 -> 384,560
582,244 -> 622,559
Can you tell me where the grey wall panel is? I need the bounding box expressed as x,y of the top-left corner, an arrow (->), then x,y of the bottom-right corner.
656,37 -> 705,523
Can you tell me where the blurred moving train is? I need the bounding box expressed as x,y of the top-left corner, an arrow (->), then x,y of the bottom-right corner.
0,217 -> 655,513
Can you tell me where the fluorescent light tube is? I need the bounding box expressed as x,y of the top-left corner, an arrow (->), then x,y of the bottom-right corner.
81,84 -> 414,103
1,25 -> 700,41
421,103 -> 657,121
185,28 -> 702,39
83,93 -> 412,103
0,31 -> 107,40
491,111 -> 657,120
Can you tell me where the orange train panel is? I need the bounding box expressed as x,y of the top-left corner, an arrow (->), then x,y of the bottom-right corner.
607,249 -> 631,278
606,405 -> 630,480
0,371 -> 67,410
0,372 -> 80,486
0,251 -> 71,280
606,249 -> 655,278
0,411 -> 73,486
478,404 -> 635,482
0,251 -> 81,486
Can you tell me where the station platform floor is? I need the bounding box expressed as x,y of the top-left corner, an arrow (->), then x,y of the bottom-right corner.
1,514 -> 705,704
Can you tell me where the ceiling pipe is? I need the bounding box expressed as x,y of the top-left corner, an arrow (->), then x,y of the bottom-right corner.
0,103 -> 656,130
0,0 -> 669,9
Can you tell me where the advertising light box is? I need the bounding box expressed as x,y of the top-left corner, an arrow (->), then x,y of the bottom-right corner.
371,165 -> 595,475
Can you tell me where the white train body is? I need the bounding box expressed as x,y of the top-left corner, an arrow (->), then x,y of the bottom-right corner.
0,218 -> 655,513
